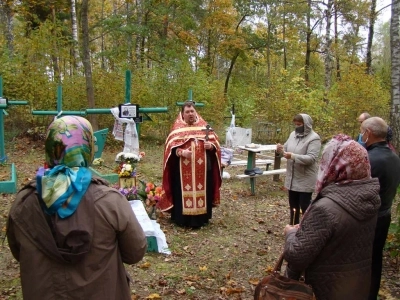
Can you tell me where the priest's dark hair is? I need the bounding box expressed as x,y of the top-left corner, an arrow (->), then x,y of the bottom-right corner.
181,101 -> 196,113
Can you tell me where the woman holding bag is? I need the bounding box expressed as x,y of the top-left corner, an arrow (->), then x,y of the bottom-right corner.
283,134 -> 380,300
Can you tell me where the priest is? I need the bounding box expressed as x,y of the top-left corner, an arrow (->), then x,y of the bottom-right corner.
159,101 -> 222,228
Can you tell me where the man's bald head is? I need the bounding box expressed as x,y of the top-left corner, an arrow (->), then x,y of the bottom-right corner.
358,112 -> 371,124
360,117 -> 388,146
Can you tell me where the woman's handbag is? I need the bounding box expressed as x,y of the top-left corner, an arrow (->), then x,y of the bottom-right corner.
254,253 -> 315,300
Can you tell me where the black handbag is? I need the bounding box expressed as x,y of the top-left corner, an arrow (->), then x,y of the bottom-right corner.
254,253 -> 315,300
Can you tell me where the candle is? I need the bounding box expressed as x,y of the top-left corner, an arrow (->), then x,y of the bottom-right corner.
293,208 -> 296,226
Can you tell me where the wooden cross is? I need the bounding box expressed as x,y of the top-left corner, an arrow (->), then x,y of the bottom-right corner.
202,124 -> 214,141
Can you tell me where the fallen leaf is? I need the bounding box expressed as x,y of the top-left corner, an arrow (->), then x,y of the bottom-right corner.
177,289 -> 186,295
199,266 -> 208,271
145,293 -> 161,299
256,249 -> 268,256
248,278 -> 260,286
226,287 -> 245,295
225,271 -> 232,279
139,262 -> 151,269
229,279 -> 240,286
158,279 -> 167,286
264,266 -> 274,273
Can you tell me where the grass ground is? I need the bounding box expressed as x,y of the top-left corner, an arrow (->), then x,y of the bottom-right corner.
0,136 -> 399,299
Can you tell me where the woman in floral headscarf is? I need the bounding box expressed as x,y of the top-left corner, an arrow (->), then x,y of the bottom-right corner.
7,116 -> 147,300
283,134 -> 380,300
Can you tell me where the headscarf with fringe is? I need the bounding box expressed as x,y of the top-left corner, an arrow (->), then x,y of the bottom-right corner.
315,134 -> 371,194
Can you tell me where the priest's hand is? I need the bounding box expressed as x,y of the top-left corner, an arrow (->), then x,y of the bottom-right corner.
181,149 -> 192,158
204,141 -> 212,150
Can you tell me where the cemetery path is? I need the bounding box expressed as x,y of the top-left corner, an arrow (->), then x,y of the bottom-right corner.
0,136 -> 399,299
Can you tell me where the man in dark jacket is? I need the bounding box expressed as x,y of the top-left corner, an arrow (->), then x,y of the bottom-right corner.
360,117 -> 400,300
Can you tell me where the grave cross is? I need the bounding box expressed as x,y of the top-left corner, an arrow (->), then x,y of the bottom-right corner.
31,70 -> 168,138
202,124 -> 214,141
0,76 -> 29,194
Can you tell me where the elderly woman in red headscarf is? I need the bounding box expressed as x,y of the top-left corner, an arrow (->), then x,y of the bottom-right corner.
283,134 -> 380,300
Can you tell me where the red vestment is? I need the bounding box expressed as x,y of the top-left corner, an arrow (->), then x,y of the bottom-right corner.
159,112 -> 221,217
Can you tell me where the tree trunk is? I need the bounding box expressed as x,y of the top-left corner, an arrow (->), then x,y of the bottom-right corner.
126,1 -> 133,65
100,0 -> 106,70
71,0 -> 80,71
334,0 -> 341,80
305,0 -> 312,82
224,52 -> 239,96
350,24 -> 360,65
391,0 -> 400,151
0,0 -> 14,57
366,0 -> 377,74
324,0 -> 333,102
206,29 -> 213,75
282,7 -> 287,69
135,0 -> 143,67
51,7 -> 61,83
81,0 -> 98,131
266,19 -> 271,80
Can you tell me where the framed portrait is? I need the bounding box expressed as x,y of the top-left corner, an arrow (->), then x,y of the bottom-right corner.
119,103 -> 139,119
119,177 -> 136,188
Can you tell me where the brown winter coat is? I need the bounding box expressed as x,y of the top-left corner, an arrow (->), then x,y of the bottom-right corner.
7,177 -> 147,300
284,179 -> 380,300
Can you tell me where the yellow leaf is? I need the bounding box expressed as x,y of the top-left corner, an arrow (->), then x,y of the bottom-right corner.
226,287 -> 245,295
264,266 -> 274,273
139,262 -> 151,269
248,278 -> 260,286
199,266 -> 207,271
146,293 -> 161,299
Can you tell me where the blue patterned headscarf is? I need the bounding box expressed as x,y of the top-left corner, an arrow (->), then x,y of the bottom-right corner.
36,116 -> 94,218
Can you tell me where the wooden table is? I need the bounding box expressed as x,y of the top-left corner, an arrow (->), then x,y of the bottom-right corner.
237,144 -> 282,195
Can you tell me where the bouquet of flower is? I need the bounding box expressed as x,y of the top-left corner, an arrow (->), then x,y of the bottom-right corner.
114,152 -> 145,178
113,185 -> 138,201
137,180 -> 164,219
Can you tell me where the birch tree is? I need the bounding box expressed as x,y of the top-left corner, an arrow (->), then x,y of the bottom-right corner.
324,0 -> 334,100
0,0 -> 14,57
71,0 -> 80,71
391,0 -> 400,151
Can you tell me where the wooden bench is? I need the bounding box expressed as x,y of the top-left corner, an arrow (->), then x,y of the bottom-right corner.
235,168 -> 286,179
230,159 -> 274,169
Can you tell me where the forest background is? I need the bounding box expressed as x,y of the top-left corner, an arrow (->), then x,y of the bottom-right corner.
0,0 -> 396,142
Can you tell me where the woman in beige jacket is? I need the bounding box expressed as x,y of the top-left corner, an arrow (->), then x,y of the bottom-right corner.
277,113 -> 321,225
